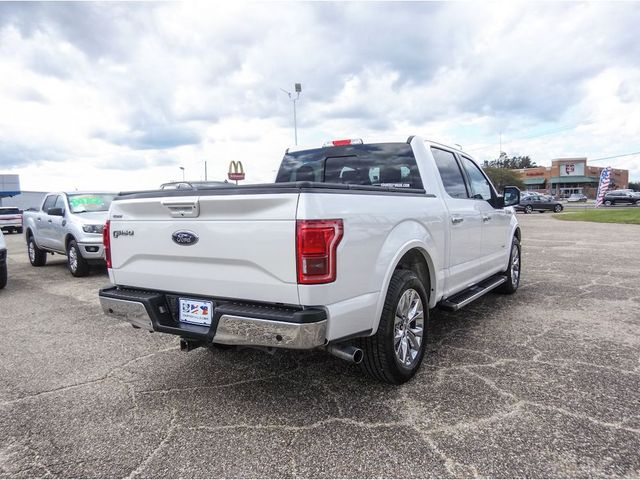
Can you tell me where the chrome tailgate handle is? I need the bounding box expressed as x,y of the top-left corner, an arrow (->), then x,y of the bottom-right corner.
451,216 -> 464,224
161,199 -> 200,218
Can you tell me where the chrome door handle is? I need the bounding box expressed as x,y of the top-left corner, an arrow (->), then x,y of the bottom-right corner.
451,216 -> 464,224
482,215 -> 491,222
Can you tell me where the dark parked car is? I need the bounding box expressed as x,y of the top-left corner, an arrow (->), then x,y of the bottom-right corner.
515,194 -> 564,214
603,191 -> 640,206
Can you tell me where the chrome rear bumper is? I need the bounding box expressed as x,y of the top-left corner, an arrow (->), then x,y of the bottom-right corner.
100,296 -> 153,331
99,289 -> 327,350
214,314 -> 326,349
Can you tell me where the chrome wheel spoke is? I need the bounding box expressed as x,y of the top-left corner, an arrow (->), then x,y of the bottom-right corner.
400,337 -> 409,364
393,288 -> 425,367
406,329 -> 420,349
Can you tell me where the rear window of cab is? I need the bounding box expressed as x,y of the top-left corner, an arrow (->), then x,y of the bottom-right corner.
275,143 -> 424,189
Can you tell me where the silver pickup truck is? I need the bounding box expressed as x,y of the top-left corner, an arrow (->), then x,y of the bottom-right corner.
23,192 -> 115,277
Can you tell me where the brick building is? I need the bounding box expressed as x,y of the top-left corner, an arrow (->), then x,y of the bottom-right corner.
514,158 -> 629,199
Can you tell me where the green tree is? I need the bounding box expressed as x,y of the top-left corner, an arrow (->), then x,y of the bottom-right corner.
483,167 -> 525,192
629,181 -> 640,192
484,153 -> 537,169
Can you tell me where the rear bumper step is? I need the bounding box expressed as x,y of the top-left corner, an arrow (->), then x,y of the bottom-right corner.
99,286 -> 327,349
439,274 -> 507,311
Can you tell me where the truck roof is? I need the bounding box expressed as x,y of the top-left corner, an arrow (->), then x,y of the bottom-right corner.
286,136 -> 468,156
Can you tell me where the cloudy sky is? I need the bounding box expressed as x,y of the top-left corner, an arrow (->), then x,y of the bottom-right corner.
1,1 -> 639,192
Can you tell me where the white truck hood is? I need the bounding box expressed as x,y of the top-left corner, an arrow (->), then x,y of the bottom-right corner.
73,211 -> 109,225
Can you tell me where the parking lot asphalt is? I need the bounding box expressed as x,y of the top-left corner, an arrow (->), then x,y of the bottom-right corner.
1,214 -> 639,478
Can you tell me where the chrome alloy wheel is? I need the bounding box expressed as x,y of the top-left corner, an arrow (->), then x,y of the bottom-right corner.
394,288 -> 424,367
511,243 -> 520,287
28,240 -> 35,263
69,245 -> 78,273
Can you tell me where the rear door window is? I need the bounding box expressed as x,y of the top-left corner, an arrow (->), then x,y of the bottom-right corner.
431,148 -> 468,199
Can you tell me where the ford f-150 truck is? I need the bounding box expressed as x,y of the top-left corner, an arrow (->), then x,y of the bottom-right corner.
99,137 -> 521,384
23,192 -> 116,277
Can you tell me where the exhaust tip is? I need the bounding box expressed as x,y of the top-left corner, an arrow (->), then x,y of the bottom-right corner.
352,348 -> 364,364
327,344 -> 363,364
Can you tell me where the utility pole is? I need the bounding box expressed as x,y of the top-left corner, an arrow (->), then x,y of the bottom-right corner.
204,161 -> 208,181
281,83 -> 302,145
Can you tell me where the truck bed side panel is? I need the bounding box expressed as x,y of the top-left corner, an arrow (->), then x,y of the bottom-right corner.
297,192 -> 446,340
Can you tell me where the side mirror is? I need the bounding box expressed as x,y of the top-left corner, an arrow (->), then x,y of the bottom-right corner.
47,207 -> 64,216
503,186 -> 521,207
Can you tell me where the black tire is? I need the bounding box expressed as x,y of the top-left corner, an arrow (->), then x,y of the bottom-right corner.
67,239 -> 90,277
0,261 -> 7,289
635,200 -> 640,206
524,205 -> 533,214
357,269 -> 429,385
496,237 -> 521,294
554,204 -> 563,213
27,236 -> 47,266
604,200 -> 612,206
17,227 -> 23,234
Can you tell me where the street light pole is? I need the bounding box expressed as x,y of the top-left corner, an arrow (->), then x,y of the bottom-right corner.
179,166 -> 185,181
281,83 -> 302,145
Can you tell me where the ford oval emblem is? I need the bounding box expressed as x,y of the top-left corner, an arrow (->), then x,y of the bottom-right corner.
172,230 -> 199,246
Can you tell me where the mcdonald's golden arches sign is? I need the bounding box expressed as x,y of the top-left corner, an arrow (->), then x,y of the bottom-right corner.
228,161 -> 245,181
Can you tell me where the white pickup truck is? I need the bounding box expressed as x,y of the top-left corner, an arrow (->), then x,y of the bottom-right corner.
23,192 -> 115,277
99,137 -> 521,384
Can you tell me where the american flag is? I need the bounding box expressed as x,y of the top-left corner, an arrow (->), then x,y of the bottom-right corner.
595,167 -> 612,207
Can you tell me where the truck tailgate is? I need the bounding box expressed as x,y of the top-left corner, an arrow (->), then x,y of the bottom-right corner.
108,193 -> 300,305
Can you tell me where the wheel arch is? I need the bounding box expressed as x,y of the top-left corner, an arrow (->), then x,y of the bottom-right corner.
65,234 -> 76,251
371,238 -> 440,336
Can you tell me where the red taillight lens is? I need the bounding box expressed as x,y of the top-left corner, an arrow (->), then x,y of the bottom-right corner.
296,219 -> 343,284
103,220 -> 111,269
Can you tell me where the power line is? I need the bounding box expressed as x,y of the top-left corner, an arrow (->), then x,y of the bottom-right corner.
587,150 -> 640,163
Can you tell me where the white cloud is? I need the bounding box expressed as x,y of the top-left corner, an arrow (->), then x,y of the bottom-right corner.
0,0 -> 639,194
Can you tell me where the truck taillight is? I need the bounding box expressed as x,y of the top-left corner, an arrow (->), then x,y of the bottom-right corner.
296,219 -> 343,284
103,220 -> 111,269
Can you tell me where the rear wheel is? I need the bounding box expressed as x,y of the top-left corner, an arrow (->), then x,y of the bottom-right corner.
358,269 -> 428,384
524,205 -> 533,214
67,239 -> 90,277
27,236 -> 47,266
17,227 -> 23,234
496,237 -> 521,294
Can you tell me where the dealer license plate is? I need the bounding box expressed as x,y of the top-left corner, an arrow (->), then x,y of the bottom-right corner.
179,298 -> 213,326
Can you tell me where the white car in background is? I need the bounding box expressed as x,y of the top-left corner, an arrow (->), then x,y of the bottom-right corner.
0,230 -> 7,289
